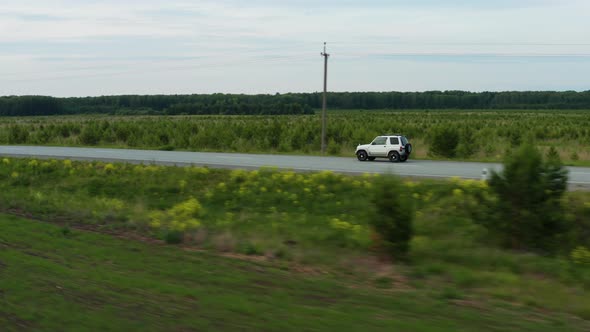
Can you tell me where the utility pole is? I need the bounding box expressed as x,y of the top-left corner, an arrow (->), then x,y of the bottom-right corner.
321,42 -> 330,154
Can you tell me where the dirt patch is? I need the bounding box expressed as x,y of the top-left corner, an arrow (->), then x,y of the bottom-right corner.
22,250 -> 52,260
450,299 -> 489,311
0,239 -> 26,251
303,294 -> 340,304
56,287 -> 108,308
252,279 -> 278,288
0,312 -> 36,330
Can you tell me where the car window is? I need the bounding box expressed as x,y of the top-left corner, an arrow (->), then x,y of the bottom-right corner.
390,137 -> 399,145
371,137 -> 387,145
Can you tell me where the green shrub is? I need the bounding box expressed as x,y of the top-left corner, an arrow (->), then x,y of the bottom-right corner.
8,124 -> 29,144
369,175 -> 414,261
327,138 -> 340,155
487,144 -> 569,253
456,128 -> 478,158
158,145 -> 175,151
60,225 -> 72,237
429,126 -> 459,158
571,151 -> 580,161
163,230 -> 184,244
439,287 -> 463,301
239,242 -> 263,256
373,276 -> 393,289
78,124 -> 101,145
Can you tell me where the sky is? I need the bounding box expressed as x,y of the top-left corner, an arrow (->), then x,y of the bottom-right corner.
1,0 -> 590,97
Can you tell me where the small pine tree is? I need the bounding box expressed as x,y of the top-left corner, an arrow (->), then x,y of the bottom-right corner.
370,175 -> 414,261
429,126 -> 459,158
487,144 -> 569,253
456,128 -> 478,158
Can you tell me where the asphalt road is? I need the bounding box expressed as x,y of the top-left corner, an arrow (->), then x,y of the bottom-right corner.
2,145 -> 590,188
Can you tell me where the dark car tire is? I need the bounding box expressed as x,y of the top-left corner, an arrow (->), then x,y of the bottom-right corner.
405,143 -> 412,155
388,151 -> 400,163
357,150 -> 368,161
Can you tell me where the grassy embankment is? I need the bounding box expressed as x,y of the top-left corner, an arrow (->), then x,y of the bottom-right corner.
1,109 -> 590,165
0,157 -> 589,330
1,214 -> 589,332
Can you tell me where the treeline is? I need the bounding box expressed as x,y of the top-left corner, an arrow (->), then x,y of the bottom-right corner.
0,94 -> 313,116
299,90 -> 590,110
1,91 -> 590,116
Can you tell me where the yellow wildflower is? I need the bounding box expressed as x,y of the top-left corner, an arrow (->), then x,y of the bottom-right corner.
571,246 -> 590,265
179,180 -> 187,192
330,218 -> 352,230
104,163 -> 116,173
197,167 -> 210,175
405,181 -> 416,188
461,179 -> 477,188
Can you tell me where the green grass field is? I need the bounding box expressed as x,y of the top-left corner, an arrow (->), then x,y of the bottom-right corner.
1,157 -> 590,330
2,214 -> 590,332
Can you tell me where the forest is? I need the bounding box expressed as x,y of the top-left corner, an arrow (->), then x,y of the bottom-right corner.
1,90 -> 590,116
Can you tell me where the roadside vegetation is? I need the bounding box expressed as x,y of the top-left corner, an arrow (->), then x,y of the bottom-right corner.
3,214 -> 589,332
2,109 -> 590,164
1,152 -> 589,329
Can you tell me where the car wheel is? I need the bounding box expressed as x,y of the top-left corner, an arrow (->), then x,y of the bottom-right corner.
388,151 -> 400,163
368,157 -> 376,161
357,151 -> 368,161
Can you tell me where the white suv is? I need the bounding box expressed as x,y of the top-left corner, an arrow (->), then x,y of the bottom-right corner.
356,135 -> 412,162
